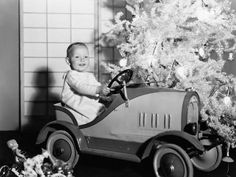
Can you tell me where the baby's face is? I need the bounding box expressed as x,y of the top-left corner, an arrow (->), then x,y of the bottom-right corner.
70,45 -> 89,72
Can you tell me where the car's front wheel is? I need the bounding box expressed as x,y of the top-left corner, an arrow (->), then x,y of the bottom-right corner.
153,144 -> 193,177
47,130 -> 79,167
191,139 -> 222,172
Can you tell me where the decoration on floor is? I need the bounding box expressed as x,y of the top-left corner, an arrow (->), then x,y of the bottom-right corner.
102,0 -> 236,152
222,142 -> 234,177
222,142 -> 234,163
0,140 -> 74,177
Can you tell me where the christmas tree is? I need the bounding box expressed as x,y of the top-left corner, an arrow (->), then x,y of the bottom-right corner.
104,0 -> 236,147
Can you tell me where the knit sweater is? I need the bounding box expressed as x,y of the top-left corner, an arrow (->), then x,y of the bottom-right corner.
61,70 -> 103,120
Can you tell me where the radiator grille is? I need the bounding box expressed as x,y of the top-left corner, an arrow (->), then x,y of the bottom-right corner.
138,112 -> 172,129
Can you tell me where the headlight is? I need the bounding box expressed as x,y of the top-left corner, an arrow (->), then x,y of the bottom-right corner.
187,95 -> 199,124
184,122 -> 198,135
182,93 -> 200,135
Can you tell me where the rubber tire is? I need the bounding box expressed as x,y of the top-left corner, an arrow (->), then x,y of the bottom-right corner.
191,140 -> 222,172
47,130 -> 79,167
153,144 -> 193,177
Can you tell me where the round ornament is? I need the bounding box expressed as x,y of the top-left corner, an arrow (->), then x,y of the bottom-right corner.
198,47 -> 206,58
175,66 -> 187,80
228,53 -> 234,61
223,96 -> 232,107
119,58 -> 127,67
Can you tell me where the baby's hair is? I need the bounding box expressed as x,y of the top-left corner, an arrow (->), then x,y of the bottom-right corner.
66,42 -> 88,58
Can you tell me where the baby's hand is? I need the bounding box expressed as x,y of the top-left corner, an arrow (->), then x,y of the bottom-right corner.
97,84 -> 110,96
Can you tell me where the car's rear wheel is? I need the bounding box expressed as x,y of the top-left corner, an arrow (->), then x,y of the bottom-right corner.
153,144 -> 193,177
47,130 -> 79,167
191,139 -> 222,172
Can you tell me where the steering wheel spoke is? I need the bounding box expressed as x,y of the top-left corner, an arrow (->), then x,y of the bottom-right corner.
116,79 -> 122,85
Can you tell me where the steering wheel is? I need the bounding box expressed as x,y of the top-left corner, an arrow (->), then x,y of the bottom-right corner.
108,69 -> 133,94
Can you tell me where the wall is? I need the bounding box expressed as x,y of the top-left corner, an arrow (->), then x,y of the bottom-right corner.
0,0 -> 19,130
22,0 -> 98,132
21,0 -> 127,132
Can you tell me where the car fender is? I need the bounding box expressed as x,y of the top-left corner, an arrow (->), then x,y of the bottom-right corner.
36,120 -> 87,151
141,130 -> 204,159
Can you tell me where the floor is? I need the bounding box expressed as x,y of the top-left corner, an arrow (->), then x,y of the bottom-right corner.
0,131 -> 235,177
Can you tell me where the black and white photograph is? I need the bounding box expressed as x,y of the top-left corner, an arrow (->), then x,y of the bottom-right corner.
1,0 -> 236,177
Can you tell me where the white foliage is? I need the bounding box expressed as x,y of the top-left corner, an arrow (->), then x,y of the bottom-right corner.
103,0 -> 236,146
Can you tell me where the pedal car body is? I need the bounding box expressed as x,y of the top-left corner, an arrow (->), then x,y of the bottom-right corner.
36,70 -> 223,177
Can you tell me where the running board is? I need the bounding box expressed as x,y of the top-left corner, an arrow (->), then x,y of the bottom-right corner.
81,148 -> 141,163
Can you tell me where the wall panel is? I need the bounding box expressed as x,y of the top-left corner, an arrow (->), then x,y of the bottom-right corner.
22,0 -> 98,132
21,0 -> 128,132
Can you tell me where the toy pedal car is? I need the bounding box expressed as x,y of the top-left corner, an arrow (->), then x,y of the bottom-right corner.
36,69 -> 223,177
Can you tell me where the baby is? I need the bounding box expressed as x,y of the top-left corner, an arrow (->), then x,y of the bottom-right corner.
61,42 -> 110,123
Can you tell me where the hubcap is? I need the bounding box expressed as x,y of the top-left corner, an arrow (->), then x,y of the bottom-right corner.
53,139 -> 72,161
170,165 -> 175,172
159,153 -> 185,177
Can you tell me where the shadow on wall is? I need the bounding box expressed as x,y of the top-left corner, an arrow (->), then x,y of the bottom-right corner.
22,67 -> 59,139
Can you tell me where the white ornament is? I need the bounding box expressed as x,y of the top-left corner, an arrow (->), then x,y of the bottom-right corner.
119,58 -> 127,67
198,47 -> 206,58
228,53 -> 234,61
223,96 -> 232,107
175,66 -> 187,80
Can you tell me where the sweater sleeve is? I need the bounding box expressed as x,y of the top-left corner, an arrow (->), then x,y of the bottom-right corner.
66,71 -> 99,96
